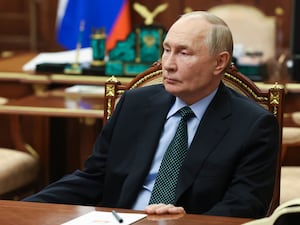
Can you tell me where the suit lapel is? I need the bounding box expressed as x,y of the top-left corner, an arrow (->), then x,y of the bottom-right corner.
132,89 -> 174,171
118,86 -> 175,205
175,83 -> 232,201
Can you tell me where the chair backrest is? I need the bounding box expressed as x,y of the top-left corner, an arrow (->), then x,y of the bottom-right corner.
103,61 -> 285,216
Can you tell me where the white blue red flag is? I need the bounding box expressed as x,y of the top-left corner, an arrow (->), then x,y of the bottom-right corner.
56,0 -> 131,51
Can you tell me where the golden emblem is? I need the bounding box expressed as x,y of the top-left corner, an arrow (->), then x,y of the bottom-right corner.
133,2 -> 169,25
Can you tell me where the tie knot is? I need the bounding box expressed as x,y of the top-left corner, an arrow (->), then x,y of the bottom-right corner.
179,106 -> 195,121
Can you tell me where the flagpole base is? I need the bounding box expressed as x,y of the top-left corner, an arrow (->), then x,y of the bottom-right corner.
64,63 -> 82,75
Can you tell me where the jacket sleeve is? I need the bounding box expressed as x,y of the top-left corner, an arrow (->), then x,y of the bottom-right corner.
22,92 -> 127,205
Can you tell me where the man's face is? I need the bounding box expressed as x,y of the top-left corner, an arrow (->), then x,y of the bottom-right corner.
162,18 -> 223,105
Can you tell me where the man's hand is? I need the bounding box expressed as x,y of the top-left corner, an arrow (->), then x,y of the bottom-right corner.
144,204 -> 186,214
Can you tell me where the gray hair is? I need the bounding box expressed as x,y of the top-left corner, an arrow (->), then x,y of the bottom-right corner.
180,11 -> 233,59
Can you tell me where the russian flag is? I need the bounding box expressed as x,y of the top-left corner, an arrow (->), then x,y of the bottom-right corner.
56,0 -> 131,51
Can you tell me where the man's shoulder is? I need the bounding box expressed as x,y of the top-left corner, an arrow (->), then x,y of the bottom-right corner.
225,85 -> 272,115
126,83 -> 166,96
120,83 -> 171,105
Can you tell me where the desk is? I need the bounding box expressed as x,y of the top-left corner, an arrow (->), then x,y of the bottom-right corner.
0,52 -> 131,186
0,200 -> 251,225
0,52 -> 132,85
0,90 -> 105,186
1,90 -> 104,118
0,84 -> 106,186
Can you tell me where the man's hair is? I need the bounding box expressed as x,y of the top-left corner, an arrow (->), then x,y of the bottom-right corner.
180,11 -> 233,61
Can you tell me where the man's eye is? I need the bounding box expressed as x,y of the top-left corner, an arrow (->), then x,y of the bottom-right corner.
180,51 -> 188,55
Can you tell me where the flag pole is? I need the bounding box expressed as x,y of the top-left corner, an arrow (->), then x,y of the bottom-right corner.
64,20 -> 85,74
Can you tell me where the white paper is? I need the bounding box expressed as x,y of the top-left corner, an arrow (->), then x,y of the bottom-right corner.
65,85 -> 105,95
22,48 -> 93,71
242,198 -> 300,225
61,211 -> 147,225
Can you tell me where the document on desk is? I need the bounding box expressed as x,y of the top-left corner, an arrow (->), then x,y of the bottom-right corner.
65,85 -> 105,95
61,211 -> 147,225
22,48 -> 93,71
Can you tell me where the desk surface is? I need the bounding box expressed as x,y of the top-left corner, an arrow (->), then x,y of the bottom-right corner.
0,52 -> 132,85
0,52 -> 36,72
1,90 -> 104,118
0,200 -> 251,225
0,52 -> 132,118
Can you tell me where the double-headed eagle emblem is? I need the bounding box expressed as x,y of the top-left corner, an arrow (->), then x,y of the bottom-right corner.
133,2 -> 169,25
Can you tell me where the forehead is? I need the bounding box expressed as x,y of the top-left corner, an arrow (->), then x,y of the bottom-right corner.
164,18 -> 211,48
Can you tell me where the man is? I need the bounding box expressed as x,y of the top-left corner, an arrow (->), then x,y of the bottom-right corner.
24,11 -> 279,218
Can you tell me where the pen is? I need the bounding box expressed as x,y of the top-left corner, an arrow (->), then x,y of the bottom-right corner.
112,210 -> 123,223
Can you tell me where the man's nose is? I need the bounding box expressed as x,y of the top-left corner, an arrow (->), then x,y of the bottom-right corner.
163,54 -> 176,71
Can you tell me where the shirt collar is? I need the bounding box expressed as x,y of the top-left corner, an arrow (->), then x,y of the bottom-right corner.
167,87 -> 218,120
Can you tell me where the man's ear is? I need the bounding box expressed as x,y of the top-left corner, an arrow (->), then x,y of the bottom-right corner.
215,51 -> 230,73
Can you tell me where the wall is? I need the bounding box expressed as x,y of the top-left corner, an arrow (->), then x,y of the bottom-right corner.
0,0 -> 293,57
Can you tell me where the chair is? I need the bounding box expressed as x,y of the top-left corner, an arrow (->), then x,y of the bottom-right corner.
103,62 -> 285,216
282,126 -> 300,161
0,97 -> 39,200
280,113 -> 300,204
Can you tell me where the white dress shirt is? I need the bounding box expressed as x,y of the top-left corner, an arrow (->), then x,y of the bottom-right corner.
132,88 -> 218,210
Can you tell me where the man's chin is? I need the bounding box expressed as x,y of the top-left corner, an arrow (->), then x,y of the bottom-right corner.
164,84 -> 179,95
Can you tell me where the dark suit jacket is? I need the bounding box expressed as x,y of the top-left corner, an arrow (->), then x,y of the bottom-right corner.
24,82 -> 279,218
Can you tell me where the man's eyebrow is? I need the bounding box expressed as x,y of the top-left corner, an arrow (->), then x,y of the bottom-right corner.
162,41 -> 169,47
177,44 -> 189,49
163,42 -> 189,50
